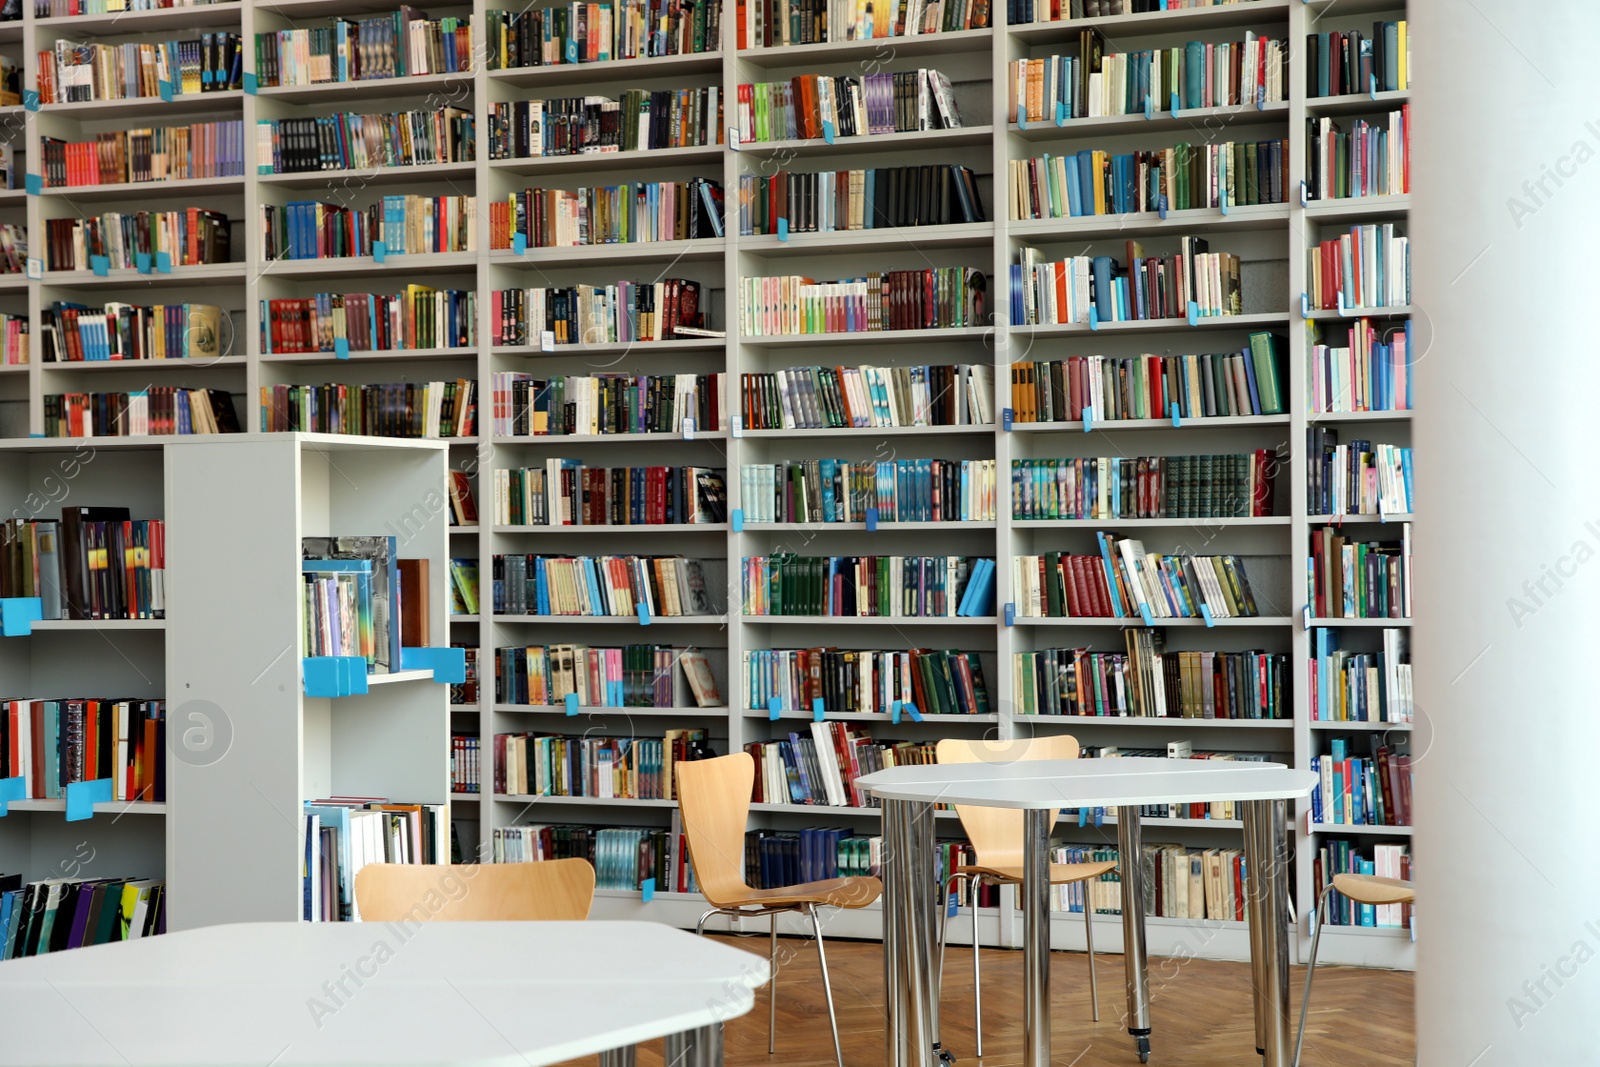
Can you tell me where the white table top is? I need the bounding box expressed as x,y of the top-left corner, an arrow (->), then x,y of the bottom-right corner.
0,921 -> 769,1067
856,757 -> 1316,808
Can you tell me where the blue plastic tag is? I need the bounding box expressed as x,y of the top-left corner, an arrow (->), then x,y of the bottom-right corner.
158,80 -> 174,102
135,252 -> 152,274
812,697 -> 825,722
1170,91 -> 1179,118
1302,604 -> 1312,629
637,603 -> 651,626
641,877 -> 655,902
1200,604 -> 1215,627
768,695 -> 782,721
1016,105 -> 1027,130
90,255 -> 109,277
1056,102 -> 1067,126
1138,603 -> 1153,626
65,778 -> 113,822
1093,807 -> 1103,827
0,776 -> 23,816
1078,808 -> 1087,827
1220,196 -> 1229,216
513,232 -> 527,255
565,692 -> 579,716
1300,292 -> 1311,319
947,891 -> 959,918
565,39 -> 579,63
865,507 -> 878,532
822,120 -> 835,144
372,240 -> 386,264
156,251 -> 172,273
22,90 -> 37,112
890,700 -> 902,724
23,173 -> 40,195
1158,194 -> 1168,220
1170,402 -> 1181,428
0,597 -> 43,637
1369,73 -> 1378,100
243,72 -> 258,94
731,508 -> 744,532
335,337 -> 350,359
1144,94 -> 1153,120
1300,180 -> 1309,207
777,217 -> 789,241
1004,602 -> 1015,627
1002,407 -> 1014,431
1187,301 -> 1199,326
904,702 -> 923,722
1089,306 -> 1099,331
1082,406 -> 1092,433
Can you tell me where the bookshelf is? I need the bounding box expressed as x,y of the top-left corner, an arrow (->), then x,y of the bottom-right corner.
0,0 -> 1412,968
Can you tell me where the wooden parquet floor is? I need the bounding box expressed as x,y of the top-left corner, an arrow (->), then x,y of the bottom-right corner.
561,934 -> 1414,1067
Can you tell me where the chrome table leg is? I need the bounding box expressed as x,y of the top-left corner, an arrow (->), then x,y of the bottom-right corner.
1115,806 -> 1151,1064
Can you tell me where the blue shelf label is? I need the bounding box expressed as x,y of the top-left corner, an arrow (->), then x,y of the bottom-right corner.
242,72 -> 258,94
1187,301 -> 1199,326
135,252 -> 152,274
904,702 -> 923,723
372,240 -> 387,264
65,778 -> 114,822
1016,105 -> 1027,130
158,80 -> 174,102
400,646 -> 467,684
637,603 -> 651,626
1300,292 -> 1310,319
641,877 -> 655,902
303,656 -> 369,698
1200,604 -> 1215,628
730,508 -> 744,532
890,700 -> 902,725
768,695 -> 782,721
22,90 -> 37,112
822,120 -> 835,144
1004,602 -> 1015,627
0,597 -> 43,637
156,251 -> 172,273
1138,603 -> 1154,626
90,255 -> 110,277
1078,808 -> 1088,827
812,698 -> 825,722
1002,407 -> 1013,431
1088,305 -> 1099,331
1170,90 -> 1180,118
1055,102 -> 1067,126
777,217 -> 788,241
512,232 -> 527,255
1082,406 -> 1093,433
1220,196 -> 1229,216
565,692 -> 579,716
1144,94 -> 1154,120
0,776 -> 23,816
23,173 -> 40,195
1170,402 -> 1181,428
334,337 -> 350,359
864,507 -> 878,532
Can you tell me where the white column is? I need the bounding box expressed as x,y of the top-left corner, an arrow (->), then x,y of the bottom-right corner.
1414,2 -> 1600,1064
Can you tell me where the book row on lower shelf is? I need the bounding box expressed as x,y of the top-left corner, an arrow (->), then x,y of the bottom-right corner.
495,727 -> 712,799
735,0 -> 989,49
1011,240 -> 1241,327
1007,32 -> 1288,123
740,459 -> 998,525
263,289 -> 476,355
489,91 -> 724,161
1307,109 -> 1411,202
495,462 -> 728,527
1310,318 -> 1411,414
1016,633 -> 1289,720
491,279 -> 711,348
492,555 -> 725,618
490,819 -> 705,894
739,269 -> 989,338
262,198 -> 476,261
260,380 -> 477,438
1310,524 -> 1412,620
1314,839 -> 1413,930
1,876 -> 165,961
47,212 -> 231,274
490,372 -> 722,438
735,69 -> 965,146
488,180 -> 725,250
1,698 -> 167,803
1312,628 -> 1412,724
739,362 -> 995,430
749,726 -> 936,807
45,391 -> 242,438
258,109 -> 475,176
493,644 -> 723,709
1075,744 -> 1271,820
1012,451 -> 1278,521
43,302 -> 226,364
1009,339 -> 1286,424
256,14 -> 473,87
485,0 -> 720,70
1008,139 -> 1290,222
742,554 -> 997,619
303,799 -> 452,923
1013,539 -> 1262,621
738,165 -> 986,235
1,511 -> 165,621
1308,224 -> 1410,314
746,647 -> 990,717
1307,431 -> 1412,518
1306,22 -> 1411,100
1311,735 -> 1412,829
36,33 -> 243,104
43,122 -> 246,189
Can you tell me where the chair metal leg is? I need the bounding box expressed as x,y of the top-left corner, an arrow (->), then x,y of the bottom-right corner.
936,873 -> 965,1058
1293,884 -> 1337,1067
695,909 -> 717,936
970,878 -> 984,1058
769,913 -> 779,1055
1082,885 -> 1099,1023
809,903 -> 846,1067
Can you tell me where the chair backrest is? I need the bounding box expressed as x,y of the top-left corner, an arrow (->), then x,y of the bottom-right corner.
354,858 -> 595,922
935,735 -> 1081,870
675,752 -> 756,908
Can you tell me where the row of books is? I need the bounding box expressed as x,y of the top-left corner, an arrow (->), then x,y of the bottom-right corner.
35,0 -> 236,14
1309,318 -> 1411,414
494,644 -> 723,708
1311,627 -> 1412,723
1012,451 -> 1278,521
42,123 -> 245,188
41,302 -> 224,363
1308,224 -> 1410,312
261,196 -> 475,261
487,179 -> 724,249
489,371 -> 725,438
1079,745 -> 1269,821
256,109 -> 475,175
1009,341 -> 1287,425
1015,634 -> 1289,719
1309,524 -> 1412,620
1007,32 -> 1288,123
735,69 -> 964,145
0,511 -> 164,620
261,288 -> 475,354
1013,0 -> 1252,25
740,554 -> 996,619
1307,431 -> 1412,518
1314,840 -> 1412,928
749,726 -> 935,808
450,733 -> 479,793
1,698 -> 167,802
1011,240 -> 1241,327
745,648 -> 991,717
1311,738 -> 1412,827
302,535 -> 426,673
1056,843 -> 1247,923
493,728 -> 710,799
497,821 -> 702,894
739,459 -> 999,525
488,91 -> 724,160
1008,140 -> 1289,222
256,13 -> 474,87
0,313 -> 27,365
44,390 -> 240,437
303,799 -> 451,922
1306,23 -> 1410,99
36,34 -> 242,103
740,363 -> 993,430
1012,539 -> 1262,620
490,280 -> 709,348
739,165 -> 986,236
1306,110 -> 1410,202
1,877 -> 164,960
736,0 -> 989,49
485,1 -> 721,69
45,210 -> 231,273
259,381 -> 477,438
739,269 -> 990,337
745,829 -> 882,891
491,554 -> 726,617
493,463 -> 728,527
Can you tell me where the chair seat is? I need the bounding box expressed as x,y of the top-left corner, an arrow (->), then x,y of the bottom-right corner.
713,875 -> 883,912
957,860 -> 1118,886
1331,873 -> 1415,906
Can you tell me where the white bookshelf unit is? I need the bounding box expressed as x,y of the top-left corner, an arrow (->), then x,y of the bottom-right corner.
0,0 -> 1413,968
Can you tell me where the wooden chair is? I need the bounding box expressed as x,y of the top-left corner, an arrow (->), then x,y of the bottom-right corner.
935,735 -> 1118,1057
353,857 -> 595,922
676,752 -> 882,1067
1293,872 -> 1415,1067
